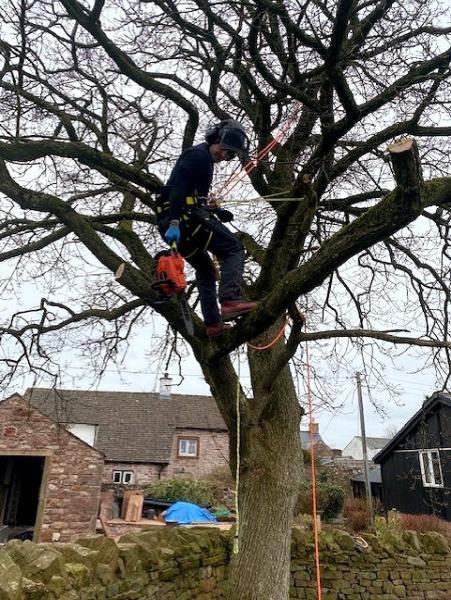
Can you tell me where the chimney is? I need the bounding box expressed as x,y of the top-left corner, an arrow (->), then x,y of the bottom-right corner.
159,373 -> 172,399
309,421 -> 319,435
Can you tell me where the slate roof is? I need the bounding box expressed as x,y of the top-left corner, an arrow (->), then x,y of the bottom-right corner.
373,391 -> 451,463
24,387 -> 227,464
300,430 -> 331,451
350,466 -> 382,484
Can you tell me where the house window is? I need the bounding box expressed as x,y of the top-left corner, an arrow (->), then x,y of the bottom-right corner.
418,450 -> 443,488
178,437 -> 199,458
112,470 -> 135,484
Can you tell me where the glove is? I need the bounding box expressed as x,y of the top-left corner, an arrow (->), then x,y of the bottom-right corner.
165,220 -> 181,245
214,207 -> 234,223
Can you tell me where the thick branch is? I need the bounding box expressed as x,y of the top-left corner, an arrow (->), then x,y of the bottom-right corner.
0,140 -> 161,192
213,143 -> 442,356
299,328 -> 451,349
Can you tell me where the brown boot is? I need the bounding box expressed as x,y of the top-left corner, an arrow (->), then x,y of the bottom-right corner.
206,322 -> 232,338
221,299 -> 257,321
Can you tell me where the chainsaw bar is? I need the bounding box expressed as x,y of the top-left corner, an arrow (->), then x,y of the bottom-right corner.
177,292 -> 194,335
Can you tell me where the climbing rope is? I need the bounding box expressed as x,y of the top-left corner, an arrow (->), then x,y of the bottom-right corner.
247,317 -> 288,351
305,338 -> 323,600
216,102 -> 303,199
233,348 -> 241,555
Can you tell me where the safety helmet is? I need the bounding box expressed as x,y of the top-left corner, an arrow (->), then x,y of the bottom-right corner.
205,119 -> 250,157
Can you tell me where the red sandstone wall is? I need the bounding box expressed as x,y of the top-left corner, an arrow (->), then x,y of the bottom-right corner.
0,394 -> 104,542
102,461 -> 163,486
165,429 -> 229,478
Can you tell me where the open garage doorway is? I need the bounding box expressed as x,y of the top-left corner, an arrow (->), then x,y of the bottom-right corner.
0,455 -> 47,542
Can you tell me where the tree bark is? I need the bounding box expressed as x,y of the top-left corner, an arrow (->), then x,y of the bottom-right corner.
227,362 -> 303,600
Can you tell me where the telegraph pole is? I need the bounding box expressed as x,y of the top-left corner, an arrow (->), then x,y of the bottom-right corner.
355,372 -> 374,528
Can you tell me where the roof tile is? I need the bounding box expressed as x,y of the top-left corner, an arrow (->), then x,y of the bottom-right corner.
24,387 -> 227,463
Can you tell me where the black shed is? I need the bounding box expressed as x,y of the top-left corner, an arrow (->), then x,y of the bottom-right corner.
373,391 -> 451,521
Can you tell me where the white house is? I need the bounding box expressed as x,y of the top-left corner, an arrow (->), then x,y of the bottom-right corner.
342,436 -> 390,460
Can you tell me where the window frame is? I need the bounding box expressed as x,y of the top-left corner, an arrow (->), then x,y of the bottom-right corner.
177,436 -> 199,458
418,449 -> 444,488
112,469 -> 135,485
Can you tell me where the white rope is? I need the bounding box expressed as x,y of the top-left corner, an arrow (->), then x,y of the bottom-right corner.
233,348 -> 241,555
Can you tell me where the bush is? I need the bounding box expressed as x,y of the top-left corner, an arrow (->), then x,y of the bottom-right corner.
202,466 -> 235,507
295,481 -> 345,521
399,513 -> 451,537
144,478 -> 216,507
343,497 -> 370,532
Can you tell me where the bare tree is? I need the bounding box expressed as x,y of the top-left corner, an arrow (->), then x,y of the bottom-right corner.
1,1 -> 451,598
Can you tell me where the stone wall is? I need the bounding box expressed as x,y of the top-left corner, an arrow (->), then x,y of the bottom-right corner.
0,526 -> 450,599
290,527 -> 451,599
0,527 -> 228,600
166,429 -> 229,479
321,458 -> 369,493
101,430 -> 229,489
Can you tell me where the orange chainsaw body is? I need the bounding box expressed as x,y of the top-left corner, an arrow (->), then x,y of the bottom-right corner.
155,251 -> 187,296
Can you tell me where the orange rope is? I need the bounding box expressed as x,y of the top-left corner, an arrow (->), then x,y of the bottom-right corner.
217,102 -> 303,198
305,339 -> 323,600
246,317 -> 288,351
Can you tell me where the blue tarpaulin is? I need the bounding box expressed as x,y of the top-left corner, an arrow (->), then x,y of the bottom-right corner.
164,501 -> 217,525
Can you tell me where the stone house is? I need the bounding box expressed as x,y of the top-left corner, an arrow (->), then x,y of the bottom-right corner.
0,393 -> 104,543
300,421 -> 339,460
25,386 -> 229,488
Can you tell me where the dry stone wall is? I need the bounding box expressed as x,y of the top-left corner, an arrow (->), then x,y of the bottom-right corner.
0,527 -> 450,599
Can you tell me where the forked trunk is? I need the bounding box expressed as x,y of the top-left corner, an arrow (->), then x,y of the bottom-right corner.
226,365 -> 303,600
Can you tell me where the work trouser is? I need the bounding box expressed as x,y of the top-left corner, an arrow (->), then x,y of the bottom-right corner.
157,207 -> 245,325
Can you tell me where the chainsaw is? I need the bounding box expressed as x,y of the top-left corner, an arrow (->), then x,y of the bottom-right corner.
152,243 -> 194,335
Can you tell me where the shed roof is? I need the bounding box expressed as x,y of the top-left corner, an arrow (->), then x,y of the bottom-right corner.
351,466 -> 381,484
25,387 -> 227,464
373,391 -> 451,463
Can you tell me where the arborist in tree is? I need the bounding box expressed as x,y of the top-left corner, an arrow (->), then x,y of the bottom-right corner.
156,120 -> 257,337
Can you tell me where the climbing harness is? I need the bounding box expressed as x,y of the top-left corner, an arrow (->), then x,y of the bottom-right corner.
151,243 -> 194,335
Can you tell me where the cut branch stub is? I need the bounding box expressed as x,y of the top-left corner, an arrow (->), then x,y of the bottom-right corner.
388,138 -> 424,191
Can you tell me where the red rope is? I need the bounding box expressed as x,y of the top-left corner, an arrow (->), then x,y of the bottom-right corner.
217,103 -> 303,198
247,318 -> 288,351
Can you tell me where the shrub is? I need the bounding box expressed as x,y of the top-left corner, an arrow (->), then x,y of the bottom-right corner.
399,513 -> 451,537
375,510 -> 401,537
144,478 -> 216,507
295,481 -> 345,521
202,466 -> 235,507
343,497 -> 370,532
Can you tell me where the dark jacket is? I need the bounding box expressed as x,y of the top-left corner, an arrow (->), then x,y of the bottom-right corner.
165,142 -> 214,220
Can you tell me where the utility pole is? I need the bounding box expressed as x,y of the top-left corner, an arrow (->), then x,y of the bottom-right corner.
355,372 -> 374,528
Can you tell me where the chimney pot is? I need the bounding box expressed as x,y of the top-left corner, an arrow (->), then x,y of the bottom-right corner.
159,373 -> 172,399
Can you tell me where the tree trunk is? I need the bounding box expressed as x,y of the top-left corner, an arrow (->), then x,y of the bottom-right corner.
227,363 -> 303,600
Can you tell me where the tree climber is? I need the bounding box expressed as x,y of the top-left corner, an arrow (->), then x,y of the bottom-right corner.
156,120 -> 257,337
